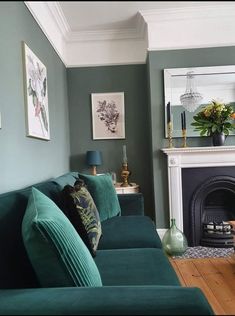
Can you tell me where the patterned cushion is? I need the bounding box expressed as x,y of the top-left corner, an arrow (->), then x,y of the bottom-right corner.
22,187 -> 102,287
61,180 -> 102,256
79,173 -> 121,222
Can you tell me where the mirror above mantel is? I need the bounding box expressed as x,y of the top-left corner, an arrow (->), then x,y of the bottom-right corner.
164,65 -> 235,138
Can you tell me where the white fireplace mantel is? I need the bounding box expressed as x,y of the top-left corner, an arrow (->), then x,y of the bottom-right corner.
162,145 -> 235,232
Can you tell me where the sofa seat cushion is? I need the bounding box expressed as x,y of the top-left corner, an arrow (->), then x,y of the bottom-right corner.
0,286 -> 214,315
22,187 -> 102,288
95,248 -> 180,286
98,216 -> 162,250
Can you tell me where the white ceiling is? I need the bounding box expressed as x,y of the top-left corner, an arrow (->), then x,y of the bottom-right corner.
25,1 -> 235,67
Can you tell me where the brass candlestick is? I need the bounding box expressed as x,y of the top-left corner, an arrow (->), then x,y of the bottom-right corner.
167,121 -> 174,148
182,129 -> 187,147
120,163 -> 131,187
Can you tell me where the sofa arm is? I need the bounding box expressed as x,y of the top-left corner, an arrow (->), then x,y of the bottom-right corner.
0,286 -> 214,315
118,193 -> 144,216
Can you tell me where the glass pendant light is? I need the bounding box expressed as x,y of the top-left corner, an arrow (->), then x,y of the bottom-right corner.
180,71 -> 203,112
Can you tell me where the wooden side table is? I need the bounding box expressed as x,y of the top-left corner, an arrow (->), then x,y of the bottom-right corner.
114,182 -> 139,194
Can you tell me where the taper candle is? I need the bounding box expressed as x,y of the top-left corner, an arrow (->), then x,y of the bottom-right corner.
167,102 -> 171,123
123,145 -> 127,164
183,111 -> 186,129
181,112 -> 184,130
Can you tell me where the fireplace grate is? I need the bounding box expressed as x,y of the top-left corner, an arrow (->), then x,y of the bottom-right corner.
201,221 -> 234,248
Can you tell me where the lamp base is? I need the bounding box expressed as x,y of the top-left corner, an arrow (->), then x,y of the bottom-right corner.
120,163 -> 131,187
91,165 -> 97,176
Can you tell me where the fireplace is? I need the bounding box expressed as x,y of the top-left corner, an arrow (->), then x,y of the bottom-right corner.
162,146 -> 235,247
182,168 -> 235,247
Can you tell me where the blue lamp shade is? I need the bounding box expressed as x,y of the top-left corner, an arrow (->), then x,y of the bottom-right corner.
86,151 -> 102,175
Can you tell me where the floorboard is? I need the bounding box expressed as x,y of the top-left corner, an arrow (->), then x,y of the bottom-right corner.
170,256 -> 235,315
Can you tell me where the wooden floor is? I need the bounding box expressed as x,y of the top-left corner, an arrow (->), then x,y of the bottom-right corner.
170,256 -> 235,315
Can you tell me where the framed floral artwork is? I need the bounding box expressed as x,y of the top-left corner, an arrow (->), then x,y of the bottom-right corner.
22,42 -> 50,140
91,92 -> 125,140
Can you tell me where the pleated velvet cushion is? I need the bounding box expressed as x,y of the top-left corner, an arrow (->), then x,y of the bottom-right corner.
22,187 -> 102,288
79,173 -> 121,222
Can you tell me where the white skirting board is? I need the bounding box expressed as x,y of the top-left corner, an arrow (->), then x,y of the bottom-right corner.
157,229 -> 167,240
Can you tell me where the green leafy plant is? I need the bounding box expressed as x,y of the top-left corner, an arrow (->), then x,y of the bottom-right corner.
191,100 -> 235,136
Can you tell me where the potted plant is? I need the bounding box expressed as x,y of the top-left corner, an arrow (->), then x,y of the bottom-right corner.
191,100 -> 235,145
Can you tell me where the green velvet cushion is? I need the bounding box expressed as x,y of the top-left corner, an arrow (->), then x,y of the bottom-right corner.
53,172 -> 78,189
61,180 -> 102,257
0,287 -> 214,315
22,187 -> 102,288
79,173 -> 121,222
99,216 -> 162,250
95,248 -> 180,286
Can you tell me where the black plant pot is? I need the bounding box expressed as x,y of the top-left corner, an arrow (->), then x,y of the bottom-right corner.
211,132 -> 226,146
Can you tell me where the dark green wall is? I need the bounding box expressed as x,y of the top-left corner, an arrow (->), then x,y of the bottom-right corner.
148,46 -> 235,228
67,65 -> 155,219
3,2 -> 235,226
0,2 -> 70,193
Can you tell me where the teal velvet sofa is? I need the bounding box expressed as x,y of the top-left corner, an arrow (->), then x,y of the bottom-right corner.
0,172 -> 214,315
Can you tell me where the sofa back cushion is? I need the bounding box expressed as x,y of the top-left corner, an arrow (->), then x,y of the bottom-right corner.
22,187 -> 102,287
79,173 -> 121,222
52,172 -> 78,189
0,180 -> 61,289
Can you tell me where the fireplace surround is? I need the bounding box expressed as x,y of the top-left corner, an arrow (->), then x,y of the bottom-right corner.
162,146 -> 235,247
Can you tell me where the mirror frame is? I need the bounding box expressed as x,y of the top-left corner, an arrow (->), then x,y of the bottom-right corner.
164,65 -> 235,138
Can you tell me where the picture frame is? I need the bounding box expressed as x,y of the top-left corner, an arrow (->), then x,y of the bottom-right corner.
22,42 -> 50,140
91,92 -> 125,140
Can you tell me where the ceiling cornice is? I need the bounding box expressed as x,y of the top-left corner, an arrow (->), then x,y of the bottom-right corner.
45,2 -> 71,38
47,2 -> 147,42
66,27 -> 143,42
24,1 -> 66,65
144,4 -> 235,52
140,3 -> 235,22
24,1 -> 148,66
24,2 -> 235,67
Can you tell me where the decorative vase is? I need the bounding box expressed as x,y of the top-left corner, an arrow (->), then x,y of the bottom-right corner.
211,132 -> 226,146
162,218 -> 188,256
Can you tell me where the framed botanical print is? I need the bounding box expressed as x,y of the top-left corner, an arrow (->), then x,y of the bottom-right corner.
91,92 -> 125,140
22,42 -> 50,140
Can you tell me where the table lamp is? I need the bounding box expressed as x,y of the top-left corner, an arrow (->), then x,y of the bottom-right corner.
86,150 -> 102,175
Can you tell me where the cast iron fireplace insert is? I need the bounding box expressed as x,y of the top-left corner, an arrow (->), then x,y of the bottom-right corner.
182,166 -> 235,248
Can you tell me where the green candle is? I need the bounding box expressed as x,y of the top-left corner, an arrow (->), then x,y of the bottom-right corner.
167,102 -> 171,123
123,145 -> 127,163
